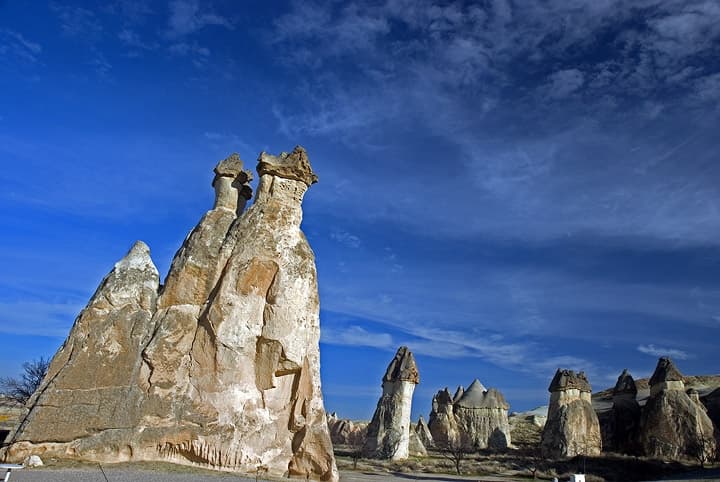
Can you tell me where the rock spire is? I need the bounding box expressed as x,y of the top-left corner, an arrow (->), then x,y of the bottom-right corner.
639,357 -> 716,461
363,346 -> 421,460
4,147 -> 338,481
540,369 -> 602,458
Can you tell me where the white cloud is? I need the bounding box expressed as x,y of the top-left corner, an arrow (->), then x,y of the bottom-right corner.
637,344 -> 691,360
321,325 -> 394,349
0,29 -> 42,63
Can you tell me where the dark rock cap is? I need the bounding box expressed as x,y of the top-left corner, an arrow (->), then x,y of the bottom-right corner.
548,369 -> 592,393
213,153 -> 252,183
382,346 -> 419,384
613,369 -> 638,396
649,357 -> 684,387
257,146 -> 318,186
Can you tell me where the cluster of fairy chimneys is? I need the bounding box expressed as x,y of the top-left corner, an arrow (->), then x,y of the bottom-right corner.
333,346 -> 513,461
541,357 -> 717,461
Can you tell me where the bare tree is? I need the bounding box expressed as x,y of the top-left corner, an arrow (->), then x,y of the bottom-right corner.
0,357 -> 50,404
690,433 -> 716,469
438,437 -> 476,475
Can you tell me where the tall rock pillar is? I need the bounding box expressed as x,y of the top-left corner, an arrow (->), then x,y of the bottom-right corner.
540,369 -> 602,458
639,357 -> 716,461
363,346 -> 420,460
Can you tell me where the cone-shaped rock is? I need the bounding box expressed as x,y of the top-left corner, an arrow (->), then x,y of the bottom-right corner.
453,380 -> 511,449
7,241 -> 160,456
453,386 -> 465,404
540,369 -> 602,458
603,369 -> 641,454
640,357 -> 716,460
415,415 -> 434,448
363,346 -> 420,460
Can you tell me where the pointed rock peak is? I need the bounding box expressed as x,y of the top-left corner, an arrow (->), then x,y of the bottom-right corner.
214,153 -> 252,183
114,240 -> 159,275
382,346 -> 419,384
417,415 -> 426,424
548,369 -> 592,393
456,379 -> 490,408
453,386 -> 465,403
257,146 -> 318,186
649,356 -> 684,386
613,369 -> 637,396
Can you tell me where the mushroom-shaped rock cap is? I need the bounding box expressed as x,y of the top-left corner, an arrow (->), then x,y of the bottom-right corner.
213,153 -> 252,183
649,356 -> 684,386
257,145 -> 318,186
548,369 -> 592,393
613,369 -> 638,396
383,346 -> 419,384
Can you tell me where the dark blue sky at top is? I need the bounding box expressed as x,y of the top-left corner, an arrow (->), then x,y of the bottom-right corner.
1,0 -> 719,420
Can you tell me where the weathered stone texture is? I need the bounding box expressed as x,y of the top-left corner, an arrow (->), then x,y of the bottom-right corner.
327,413 -> 367,446
415,415 -> 434,449
453,380 -> 511,449
639,357 -> 716,461
428,388 -> 459,447
606,369 -> 641,455
8,241 -> 159,448
4,147 -> 338,481
363,347 -> 420,460
541,369 -> 602,458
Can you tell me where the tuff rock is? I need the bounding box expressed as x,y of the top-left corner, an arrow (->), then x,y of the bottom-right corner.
363,346 -> 421,460
639,357 -> 716,461
428,388 -> 459,446
540,369 -> 602,458
326,413 -> 367,446
600,369 -> 641,455
4,147 -> 338,481
415,415 -> 434,449
453,379 -> 512,449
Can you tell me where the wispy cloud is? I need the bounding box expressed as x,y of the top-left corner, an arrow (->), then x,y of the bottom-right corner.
330,229 -> 361,249
50,3 -> 103,37
321,325 -> 394,349
0,301 -> 81,337
637,344 -> 691,360
166,0 -> 233,38
0,29 -> 42,64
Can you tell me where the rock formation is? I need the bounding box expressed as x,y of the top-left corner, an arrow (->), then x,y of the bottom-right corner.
428,388 -> 458,446
326,413 -> 367,446
540,369 -> 602,458
701,387 -> 720,438
363,346 -> 420,460
415,415 -> 434,448
639,357 -> 716,461
453,379 -> 511,449
7,241 -> 160,450
4,147 -> 339,481
602,369 -> 641,454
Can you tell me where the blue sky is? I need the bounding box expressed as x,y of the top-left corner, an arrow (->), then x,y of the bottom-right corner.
1,0 -> 719,421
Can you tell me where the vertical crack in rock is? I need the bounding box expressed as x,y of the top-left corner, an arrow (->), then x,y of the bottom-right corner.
2,147 -> 338,481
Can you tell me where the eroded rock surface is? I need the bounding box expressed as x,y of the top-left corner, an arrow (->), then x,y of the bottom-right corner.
415,415 -> 434,449
7,241 -> 159,450
363,346 -> 420,460
602,369 -> 641,455
5,147 -> 338,481
428,388 -> 458,447
639,357 -> 716,461
453,379 -> 512,449
540,369 -> 602,458
327,413 -> 367,446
